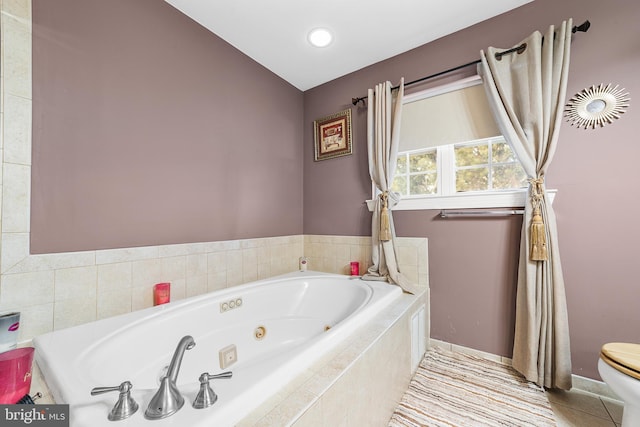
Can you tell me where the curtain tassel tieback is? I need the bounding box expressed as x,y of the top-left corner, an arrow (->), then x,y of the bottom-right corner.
379,192 -> 391,242
528,178 -> 548,261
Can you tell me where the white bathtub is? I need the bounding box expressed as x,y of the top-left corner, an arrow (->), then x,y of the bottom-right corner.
34,271 -> 402,427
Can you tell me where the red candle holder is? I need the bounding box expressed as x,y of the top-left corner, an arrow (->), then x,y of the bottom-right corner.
154,282 -> 171,306
350,261 -> 360,276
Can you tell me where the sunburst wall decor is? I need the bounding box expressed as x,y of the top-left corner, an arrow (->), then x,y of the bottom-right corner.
564,83 -> 630,129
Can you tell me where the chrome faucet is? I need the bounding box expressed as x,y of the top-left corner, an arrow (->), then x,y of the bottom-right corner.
144,335 -> 196,420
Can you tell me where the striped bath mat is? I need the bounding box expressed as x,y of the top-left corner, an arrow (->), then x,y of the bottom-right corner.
389,347 -> 556,427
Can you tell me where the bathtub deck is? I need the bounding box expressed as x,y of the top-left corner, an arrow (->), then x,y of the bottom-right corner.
238,286 -> 429,427
28,283 -> 428,427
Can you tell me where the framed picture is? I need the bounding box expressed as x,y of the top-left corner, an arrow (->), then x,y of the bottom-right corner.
313,109 -> 352,161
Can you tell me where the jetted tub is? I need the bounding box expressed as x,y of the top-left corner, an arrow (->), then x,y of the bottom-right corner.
34,271 -> 402,426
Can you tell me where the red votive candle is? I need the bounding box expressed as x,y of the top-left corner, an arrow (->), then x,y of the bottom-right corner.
350,261 -> 360,276
154,282 -> 170,306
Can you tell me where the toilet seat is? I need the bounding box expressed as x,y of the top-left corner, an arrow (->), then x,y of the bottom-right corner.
601,342 -> 640,380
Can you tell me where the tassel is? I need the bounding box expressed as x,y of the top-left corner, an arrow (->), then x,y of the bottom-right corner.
379,192 -> 391,242
529,206 -> 548,261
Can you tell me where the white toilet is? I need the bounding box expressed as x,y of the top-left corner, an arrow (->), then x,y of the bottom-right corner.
598,342 -> 640,427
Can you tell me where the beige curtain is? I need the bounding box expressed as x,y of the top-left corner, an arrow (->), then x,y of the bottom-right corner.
364,79 -> 420,295
479,19 -> 573,389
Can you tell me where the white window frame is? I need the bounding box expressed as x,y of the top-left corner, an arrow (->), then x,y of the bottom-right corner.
366,76 -> 556,211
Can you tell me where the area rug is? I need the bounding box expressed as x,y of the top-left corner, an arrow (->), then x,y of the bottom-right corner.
388,347 -> 557,427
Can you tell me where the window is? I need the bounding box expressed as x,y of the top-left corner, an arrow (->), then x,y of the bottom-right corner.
392,136 -> 527,197
367,76 -> 552,211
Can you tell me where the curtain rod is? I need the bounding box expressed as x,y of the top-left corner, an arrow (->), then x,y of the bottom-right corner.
351,20 -> 590,106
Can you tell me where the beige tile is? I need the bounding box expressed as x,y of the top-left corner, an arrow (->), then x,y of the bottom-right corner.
257,263 -> 271,279
399,264 -> 419,285
208,272 -> 226,292
2,12 -> 31,99
292,400 -> 323,427
253,388 -> 316,427
306,242 -> 321,258
54,266 -> 97,300
240,237 -> 261,249
186,254 -> 207,277
7,250 -> 96,274
2,162 -> 30,233
396,245 -> 418,266
269,257 -> 288,276
1,270 -> 54,307
450,342 -> 503,363
161,256 -> 186,281
242,247 -> 258,267
18,303 -> 53,341
207,252 -> 227,274
97,262 -> 132,292
551,401 -> 617,427
95,246 -> 158,265
243,263 -> 258,283
430,339 -> 452,351
237,387 -> 291,427
131,286 -> 153,311
333,243 -> 349,260
226,249 -> 243,271
186,275 -> 208,298
219,239 -> 241,251
320,372 -> 351,425
168,278 -> 186,301
257,246 -> 271,264
54,297 -> 96,330
573,374 -> 620,401
320,257 -> 336,273
2,0 -> 32,21
226,268 -> 243,287
302,363 -> 343,397
3,93 -> 30,165
97,288 -> 132,320
601,396 -> 624,425
157,242 -> 200,257
131,258 -> 163,288
546,389 -> 612,420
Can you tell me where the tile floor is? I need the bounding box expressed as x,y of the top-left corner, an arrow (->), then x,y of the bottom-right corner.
547,388 -> 624,427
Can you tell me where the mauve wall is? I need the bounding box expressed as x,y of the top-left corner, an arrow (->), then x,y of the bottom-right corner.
31,0 -> 304,253
303,0 -> 640,380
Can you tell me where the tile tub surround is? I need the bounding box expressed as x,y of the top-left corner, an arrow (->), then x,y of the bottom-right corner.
0,234 -> 426,346
0,235 -> 305,342
239,288 -> 429,426
304,235 -> 429,288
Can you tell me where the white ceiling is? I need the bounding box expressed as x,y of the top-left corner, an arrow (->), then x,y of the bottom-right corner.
164,0 -> 532,91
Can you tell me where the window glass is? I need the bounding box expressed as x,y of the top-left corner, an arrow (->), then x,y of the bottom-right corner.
389,77 -> 528,204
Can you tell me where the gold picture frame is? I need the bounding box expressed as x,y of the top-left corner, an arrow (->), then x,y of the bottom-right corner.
313,109 -> 352,161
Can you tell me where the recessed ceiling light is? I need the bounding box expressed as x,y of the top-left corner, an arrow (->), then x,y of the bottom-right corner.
308,28 -> 333,48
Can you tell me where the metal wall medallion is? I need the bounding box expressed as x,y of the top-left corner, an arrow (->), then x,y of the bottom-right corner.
564,83 -> 630,129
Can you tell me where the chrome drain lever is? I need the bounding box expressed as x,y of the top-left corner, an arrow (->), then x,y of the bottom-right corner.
91,381 -> 138,421
192,371 -> 233,409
